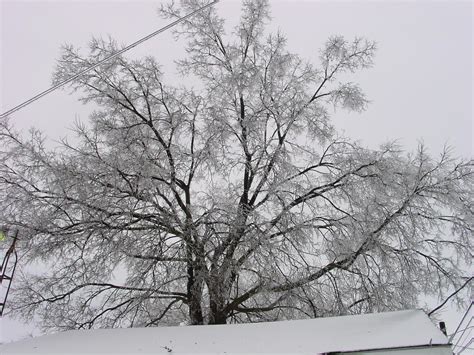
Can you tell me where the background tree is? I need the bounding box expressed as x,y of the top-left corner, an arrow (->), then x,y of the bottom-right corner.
0,0 -> 472,329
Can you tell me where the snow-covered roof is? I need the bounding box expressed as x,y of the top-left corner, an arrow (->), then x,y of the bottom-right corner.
1,309 -> 450,354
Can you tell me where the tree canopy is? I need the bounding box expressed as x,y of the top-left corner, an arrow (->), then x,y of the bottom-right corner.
0,0 -> 472,329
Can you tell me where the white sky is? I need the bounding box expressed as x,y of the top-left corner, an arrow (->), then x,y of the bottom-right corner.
0,0 -> 472,344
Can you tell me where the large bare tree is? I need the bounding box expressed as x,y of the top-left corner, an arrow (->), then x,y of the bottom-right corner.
1,0 -> 472,330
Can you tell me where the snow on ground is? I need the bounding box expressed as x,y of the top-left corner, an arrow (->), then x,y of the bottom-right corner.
1,309 -> 449,354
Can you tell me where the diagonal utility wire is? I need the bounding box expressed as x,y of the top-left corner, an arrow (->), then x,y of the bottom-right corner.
454,325 -> 473,354
0,0 -> 219,118
450,301 -> 473,343
456,337 -> 473,354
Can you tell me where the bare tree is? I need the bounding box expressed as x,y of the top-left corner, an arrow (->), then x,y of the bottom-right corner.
0,0 -> 472,330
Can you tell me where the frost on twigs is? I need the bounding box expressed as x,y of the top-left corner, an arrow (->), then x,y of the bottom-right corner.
0,0 -> 472,331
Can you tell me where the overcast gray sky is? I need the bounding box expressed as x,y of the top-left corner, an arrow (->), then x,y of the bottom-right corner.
1,0 -> 473,344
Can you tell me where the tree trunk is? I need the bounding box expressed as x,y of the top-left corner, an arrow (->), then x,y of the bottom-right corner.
187,248 -> 205,325
188,290 -> 204,325
208,277 -> 229,324
187,266 -> 204,325
209,306 -> 227,324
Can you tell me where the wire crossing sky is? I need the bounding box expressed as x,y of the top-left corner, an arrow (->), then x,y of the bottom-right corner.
0,0 -> 219,118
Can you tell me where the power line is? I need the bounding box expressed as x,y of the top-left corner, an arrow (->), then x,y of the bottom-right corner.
0,0 -> 219,119
455,338 -> 473,355
454,326 -> 473,354
450,301 -> 473,343
451,304 -> 474,355
449,321 -> 474,338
